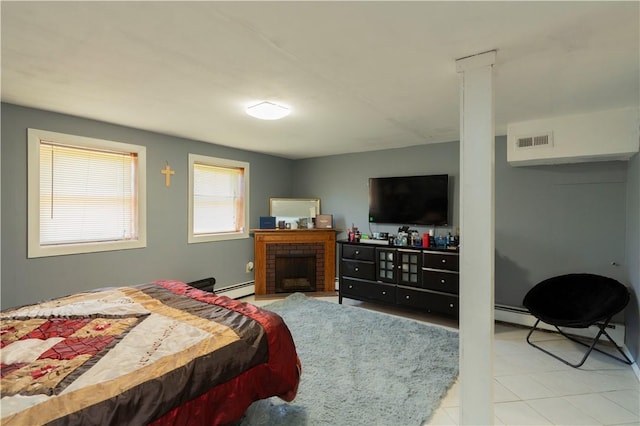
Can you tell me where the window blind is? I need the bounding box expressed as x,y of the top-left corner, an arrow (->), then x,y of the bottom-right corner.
39,142 -> 138,245
193,163 -> 245,234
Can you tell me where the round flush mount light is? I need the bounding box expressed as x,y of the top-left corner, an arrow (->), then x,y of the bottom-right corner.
246,101 -> 291,120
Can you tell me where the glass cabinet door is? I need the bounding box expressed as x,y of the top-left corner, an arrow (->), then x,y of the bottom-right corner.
399,250 -> 420,287
376,249 -> 396,283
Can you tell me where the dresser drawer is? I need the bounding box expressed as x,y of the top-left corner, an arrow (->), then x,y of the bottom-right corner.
422,251 -> 459,272
340,259 -> 375,280
342,244 -> 375,261
396,287 -> 459,316
341,278 -> 395,304
421,270 -> 459,294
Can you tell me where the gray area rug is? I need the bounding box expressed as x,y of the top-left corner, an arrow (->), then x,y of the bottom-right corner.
240,293 -> 459,426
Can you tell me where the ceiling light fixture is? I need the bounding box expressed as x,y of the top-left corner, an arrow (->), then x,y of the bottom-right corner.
246,101 -> 291,120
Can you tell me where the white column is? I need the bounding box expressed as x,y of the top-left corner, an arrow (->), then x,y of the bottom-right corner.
456,50 -> 496,425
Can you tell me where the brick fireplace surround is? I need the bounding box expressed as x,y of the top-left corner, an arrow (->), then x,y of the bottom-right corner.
253,229 -> 337,296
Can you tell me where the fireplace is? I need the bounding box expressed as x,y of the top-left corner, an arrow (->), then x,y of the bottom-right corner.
275,254 -> 316,293
253,229 -> 337,296
266,242 -> 324,294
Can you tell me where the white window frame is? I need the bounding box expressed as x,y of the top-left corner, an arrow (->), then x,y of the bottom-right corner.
188,153 -> 250,243
27,128 -> 147,258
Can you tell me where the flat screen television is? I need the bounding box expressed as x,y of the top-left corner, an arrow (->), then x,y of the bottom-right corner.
368,174 -> 449,226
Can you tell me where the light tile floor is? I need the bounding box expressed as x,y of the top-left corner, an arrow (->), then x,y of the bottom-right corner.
242,294 -> 639,426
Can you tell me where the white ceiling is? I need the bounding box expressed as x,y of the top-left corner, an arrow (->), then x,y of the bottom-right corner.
2,1 -> 638,160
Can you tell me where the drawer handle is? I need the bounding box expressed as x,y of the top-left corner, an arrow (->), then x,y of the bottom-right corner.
355,250 -> 360,255
441,259 -> 447,263
382,291 -> 386,295
348,285 -> 353,289
354,267 -> 359,272
405,295 -> 410,300
449,303 -> 454,308
441,279 -> 446,284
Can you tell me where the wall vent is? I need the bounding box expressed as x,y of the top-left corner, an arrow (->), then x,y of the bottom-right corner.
515,132 -> 553,150
507,108 -> 638,166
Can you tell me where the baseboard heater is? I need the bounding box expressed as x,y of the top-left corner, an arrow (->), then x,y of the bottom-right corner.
494,304 -> 625,343
216,281 -> 255,299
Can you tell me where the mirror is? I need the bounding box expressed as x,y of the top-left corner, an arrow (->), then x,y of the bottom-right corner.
270,198 -> 320,219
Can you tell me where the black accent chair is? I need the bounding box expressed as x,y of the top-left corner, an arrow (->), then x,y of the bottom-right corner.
523,273 -> 633,368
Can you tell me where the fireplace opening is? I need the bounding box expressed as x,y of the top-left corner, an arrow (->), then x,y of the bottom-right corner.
275,254 -> 316,293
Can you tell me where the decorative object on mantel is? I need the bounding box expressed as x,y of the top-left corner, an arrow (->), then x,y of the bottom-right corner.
259,216 -> 277,229
315,214 -> 333,229
161,161 -> 175,187
240,293 -> 459,425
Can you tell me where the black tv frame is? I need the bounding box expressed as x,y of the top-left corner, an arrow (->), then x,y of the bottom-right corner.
368,174 -> 449,226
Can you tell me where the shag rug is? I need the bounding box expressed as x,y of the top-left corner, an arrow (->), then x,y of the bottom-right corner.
240,293 -> 459,426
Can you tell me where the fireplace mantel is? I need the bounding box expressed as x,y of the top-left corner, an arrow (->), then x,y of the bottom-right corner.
252,229 -> 337,296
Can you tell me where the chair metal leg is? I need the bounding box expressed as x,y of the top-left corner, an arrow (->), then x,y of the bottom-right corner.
526,319 -> 633,368
554,321 -> 633,365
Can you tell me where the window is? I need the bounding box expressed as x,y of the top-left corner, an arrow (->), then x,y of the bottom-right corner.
188,154 -> 249,243
27,129 -> 146,257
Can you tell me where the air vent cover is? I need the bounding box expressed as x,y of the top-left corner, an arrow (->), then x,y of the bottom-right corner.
516,132 -> 553,149
507,108 -> 638,166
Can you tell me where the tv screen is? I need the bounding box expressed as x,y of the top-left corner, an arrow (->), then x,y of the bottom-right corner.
368,174 -> 449,226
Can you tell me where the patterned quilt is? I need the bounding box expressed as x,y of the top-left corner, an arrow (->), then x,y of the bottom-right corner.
0,281 -> 300,425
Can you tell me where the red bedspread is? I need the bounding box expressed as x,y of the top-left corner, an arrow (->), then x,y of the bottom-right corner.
0,280 -> 300,425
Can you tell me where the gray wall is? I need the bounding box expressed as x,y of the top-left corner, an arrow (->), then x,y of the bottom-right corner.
1,103 -> 294,309
494,140 -> 628,306
293,137 -> 635,333
291,141 -> 460,240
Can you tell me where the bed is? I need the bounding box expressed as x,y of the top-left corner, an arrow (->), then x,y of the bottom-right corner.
0,280 -> 301,425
